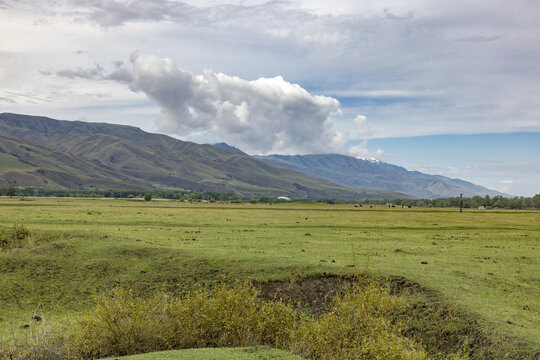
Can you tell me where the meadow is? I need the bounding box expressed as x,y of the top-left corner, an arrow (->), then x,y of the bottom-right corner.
0,197 -> 538,359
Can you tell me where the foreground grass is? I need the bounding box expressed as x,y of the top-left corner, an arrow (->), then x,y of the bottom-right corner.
0,198 -> 538,357
101,346 -> 304,360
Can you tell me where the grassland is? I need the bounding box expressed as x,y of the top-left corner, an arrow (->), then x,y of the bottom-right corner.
0,198 -> 538,358
102,346 -> 304,359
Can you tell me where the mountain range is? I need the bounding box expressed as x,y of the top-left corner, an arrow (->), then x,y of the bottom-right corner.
254,154 -> 505,199
0,113 -> 503,200
0,113 -> 404,200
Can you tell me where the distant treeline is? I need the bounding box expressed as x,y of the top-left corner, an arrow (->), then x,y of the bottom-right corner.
0,186 -> 240,201
358,194 -> 540,210
1,186 -> 538,209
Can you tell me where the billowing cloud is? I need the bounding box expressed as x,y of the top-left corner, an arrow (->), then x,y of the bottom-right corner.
128,51 -> 346,154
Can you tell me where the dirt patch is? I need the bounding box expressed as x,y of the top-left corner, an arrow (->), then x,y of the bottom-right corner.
258,274 -> 353,317
257,274 -> 535,360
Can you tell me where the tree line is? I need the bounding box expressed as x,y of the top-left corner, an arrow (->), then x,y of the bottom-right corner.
1,186 -> 538,209
360,194 -> 540,210
0,186 -> 240,202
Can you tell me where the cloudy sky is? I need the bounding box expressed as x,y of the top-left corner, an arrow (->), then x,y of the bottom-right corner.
1,0 -> 539,195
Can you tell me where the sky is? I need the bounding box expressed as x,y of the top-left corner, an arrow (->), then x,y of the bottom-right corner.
1,0 -> 539,196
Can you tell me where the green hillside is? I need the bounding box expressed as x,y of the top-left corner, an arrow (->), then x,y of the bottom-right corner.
0,113 -> 406,200
0,134 -> 149,189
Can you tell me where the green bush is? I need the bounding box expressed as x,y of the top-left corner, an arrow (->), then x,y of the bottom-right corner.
64,279 -> 438,360
144,193 -> 152,201
289,278 -> 427,359
66,282 -> 296,359
6,278 -> 469,359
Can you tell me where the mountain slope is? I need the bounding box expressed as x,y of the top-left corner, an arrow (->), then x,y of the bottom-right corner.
255,153 -> 504,199
0,113 -> 406,200
212,142 -> 247,155
0,134 -> 150,189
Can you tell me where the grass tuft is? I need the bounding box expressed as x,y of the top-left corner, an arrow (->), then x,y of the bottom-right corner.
0,320 -> 66,360
0,223 -> 30,250
0,223 -> 52,251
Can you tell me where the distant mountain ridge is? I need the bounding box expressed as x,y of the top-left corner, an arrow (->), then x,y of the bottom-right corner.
0,113 -> 406,200
213,142 -> 246,155
255,153 -> 505,199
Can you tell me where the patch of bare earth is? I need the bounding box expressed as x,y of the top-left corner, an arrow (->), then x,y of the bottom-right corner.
258,274 -> 534,360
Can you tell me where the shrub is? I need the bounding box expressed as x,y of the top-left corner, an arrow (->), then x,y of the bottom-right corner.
0,223 -> 31,249
64,279 -> 435,359
144,193 -> 152,201
164,283 -> 296,350
12,223 -> 30,243
11,278 -> 471,359
66,289 -> 171,358
66,282 -> 296,359
289,278 -> 427,359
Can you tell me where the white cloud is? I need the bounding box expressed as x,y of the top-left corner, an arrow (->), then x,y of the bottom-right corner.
3,0 -> 540,141
497,179 -> 515,193
346,140 -> 389,161
354,115 -> 371,137
40,63 -> 132,83
321,89 -> 436,98
128,51 -> 346,154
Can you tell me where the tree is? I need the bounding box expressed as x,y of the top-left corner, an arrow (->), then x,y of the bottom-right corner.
144,193 -> 152,201
6,186 -> 16,198
533,194 -> 540,209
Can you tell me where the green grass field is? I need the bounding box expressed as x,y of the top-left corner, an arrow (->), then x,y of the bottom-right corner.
101,346 -> 304,360
0,198 -> 538,358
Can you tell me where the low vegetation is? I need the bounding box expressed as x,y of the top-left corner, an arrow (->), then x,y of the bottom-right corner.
0,223 -> 51,250
0,223 -> 30,249
1,279 -> 449,359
